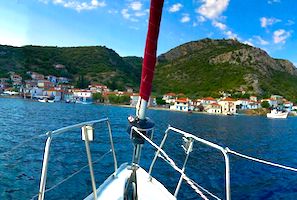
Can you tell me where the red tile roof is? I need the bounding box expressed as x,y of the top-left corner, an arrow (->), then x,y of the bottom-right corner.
221,97 -> 236,101
202,97 -> 216,101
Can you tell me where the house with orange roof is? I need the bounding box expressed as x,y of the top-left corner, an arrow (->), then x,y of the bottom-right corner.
200,97 -> 217,105
162,92 -> 176,104
218,97 -> 237,115
170,98 -> 192,112
205,103 -> 222,114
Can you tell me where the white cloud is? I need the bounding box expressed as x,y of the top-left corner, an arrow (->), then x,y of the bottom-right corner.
268,0 -> 281,4
243,40 -> 254,46
286,20 -> 295,26
129,1 -> 142,11
180,14 -> 190,23
260,17 -> 281,28
41,0 -> 106,12
121,9 -> 130,19
135,11 -> 146,17
273,29 -> 291,44
254,36 -> 269,45
196,0 -> 230,19
212,20 -> 227,30
169,3 -> 183,13
224,30 -> 238,39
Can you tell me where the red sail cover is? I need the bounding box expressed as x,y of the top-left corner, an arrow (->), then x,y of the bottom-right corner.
139,0 -> 164,101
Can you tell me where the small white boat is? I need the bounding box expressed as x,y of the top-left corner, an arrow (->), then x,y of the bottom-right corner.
38,99 -> 47,103
47,99 -> 55,103
267,109 -> 288,119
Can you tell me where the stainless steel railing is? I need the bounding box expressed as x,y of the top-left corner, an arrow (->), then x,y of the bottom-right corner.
38,118 -> 118,200
132,125 -> 231,200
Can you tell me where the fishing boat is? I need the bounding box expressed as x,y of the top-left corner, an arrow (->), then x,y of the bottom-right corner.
267,109 -> 288,119
36,1 -> 297,200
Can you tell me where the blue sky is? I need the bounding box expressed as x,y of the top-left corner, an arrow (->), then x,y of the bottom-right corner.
0,0 -> 296,65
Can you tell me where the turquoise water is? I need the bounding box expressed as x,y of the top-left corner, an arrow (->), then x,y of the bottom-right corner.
1,97 -> 297,199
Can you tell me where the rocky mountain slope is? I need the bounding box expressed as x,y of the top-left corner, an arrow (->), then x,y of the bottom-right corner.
154,38 -> 297,100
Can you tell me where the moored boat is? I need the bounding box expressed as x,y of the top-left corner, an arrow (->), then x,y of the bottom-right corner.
267,109 -> 288,119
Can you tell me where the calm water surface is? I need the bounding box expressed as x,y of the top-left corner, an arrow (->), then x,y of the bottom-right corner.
1,97 -> 297,199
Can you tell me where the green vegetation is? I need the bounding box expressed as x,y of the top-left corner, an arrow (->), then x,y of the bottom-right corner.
108,94 -> 130,104
261,101 -> 270,108
156,97 -> 166,105
92,93 -> 104,103
0,45 -> 142,90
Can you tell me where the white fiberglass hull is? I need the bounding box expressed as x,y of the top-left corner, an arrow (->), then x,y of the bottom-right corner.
84,163 -> 176,200
38,99 -> 47,103
267,112 -> 288,119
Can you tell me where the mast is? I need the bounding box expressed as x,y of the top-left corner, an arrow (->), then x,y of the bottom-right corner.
136,0 -> 164,120
125,1 -> 164,198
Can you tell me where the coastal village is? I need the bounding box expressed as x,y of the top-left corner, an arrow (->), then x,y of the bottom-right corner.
1,71 -> 296,116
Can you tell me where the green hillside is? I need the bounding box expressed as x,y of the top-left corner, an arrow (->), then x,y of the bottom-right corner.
153,38 -> 297,100
0,45 -> 142,90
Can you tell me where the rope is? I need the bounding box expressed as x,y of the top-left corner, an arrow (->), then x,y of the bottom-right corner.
133,128 -> 209,200
158,154 -> 221,200
30,149 -> 112,200
0,133 -> 47,157
226,148 -> 297,172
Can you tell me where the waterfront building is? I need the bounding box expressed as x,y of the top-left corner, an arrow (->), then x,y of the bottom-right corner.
170,98 -> 192,112
200,97 -> 217,106
218,97 -> 237,115
205,103 -> 222,114
235,99 -> 249,110
162,93 -> 176,104
43,89 -> 62,101
283,101 -> 293,112
89,84 -> 109,93
130,94 -> 156,107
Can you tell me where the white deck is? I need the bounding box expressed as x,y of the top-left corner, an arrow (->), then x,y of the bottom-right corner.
84,163 -> 176,200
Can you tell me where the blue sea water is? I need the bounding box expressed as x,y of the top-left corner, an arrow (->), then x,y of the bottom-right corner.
1,97 -> 297,199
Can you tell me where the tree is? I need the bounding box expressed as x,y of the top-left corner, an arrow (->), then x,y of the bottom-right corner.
156,97 -> 166,105
261,101 -> 270,108
76,75 -> 89,89
92,93 -> 104,103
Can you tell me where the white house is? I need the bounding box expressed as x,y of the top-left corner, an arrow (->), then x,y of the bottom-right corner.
247,100 -> 261,109
205,103 -> 222,114
283,101 -> 293,112
200,97 -> 217,106
235,99 -> 249,110
73,90 -> 92,98
162,93 -> 176,104
170,98 -> 192,112
218,97 -> 237,115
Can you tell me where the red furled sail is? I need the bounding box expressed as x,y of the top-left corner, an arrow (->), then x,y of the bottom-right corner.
139,0 -> 164,101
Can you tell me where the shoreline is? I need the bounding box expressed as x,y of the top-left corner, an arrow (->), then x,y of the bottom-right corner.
2,96 -> 295,117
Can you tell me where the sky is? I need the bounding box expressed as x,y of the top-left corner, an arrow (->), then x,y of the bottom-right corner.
0,0 -> 296,65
